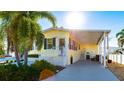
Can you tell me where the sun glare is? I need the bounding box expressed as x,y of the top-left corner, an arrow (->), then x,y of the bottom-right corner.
65,12 -> 85,29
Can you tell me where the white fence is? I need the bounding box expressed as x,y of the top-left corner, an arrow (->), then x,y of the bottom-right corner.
28,50 -> 67,66
109,54 -> 124,64
28,56 -> 67,66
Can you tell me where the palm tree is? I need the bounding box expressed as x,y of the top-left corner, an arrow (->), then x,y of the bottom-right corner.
0,12 -> 23,65
0,29 -> 4,51
10,11 -> 56,65
0,12 -> 10,54
116,29 -> 124,48
0,11 -> 56,66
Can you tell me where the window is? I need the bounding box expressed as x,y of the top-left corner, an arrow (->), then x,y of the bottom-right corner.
72,40 -> 75,50
59,39 -> 65,47
44,38 -> 56,49
79,44 -> 80,50
69,38 -> 79,51
59,38 -> 65,55
69,38 -> 71,49
47,38 -> 53,49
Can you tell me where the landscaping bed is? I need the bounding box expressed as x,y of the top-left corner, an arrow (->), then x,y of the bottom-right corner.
55,65 -> 65,72
0,60 -> 65,81
107,62 -> 124,81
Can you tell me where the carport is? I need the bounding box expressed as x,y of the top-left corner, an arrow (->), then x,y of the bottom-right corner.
69,29 -> 110,67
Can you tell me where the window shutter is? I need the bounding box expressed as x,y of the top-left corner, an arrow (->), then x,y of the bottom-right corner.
69,38 -> 71,49
44,38 -> 47,49
53,38 -> 56,49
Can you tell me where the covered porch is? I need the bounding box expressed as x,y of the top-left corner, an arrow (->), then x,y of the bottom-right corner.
69,29 -> 110,67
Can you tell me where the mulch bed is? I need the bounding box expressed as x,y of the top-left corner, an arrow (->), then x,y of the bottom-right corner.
107,62 -> 124,81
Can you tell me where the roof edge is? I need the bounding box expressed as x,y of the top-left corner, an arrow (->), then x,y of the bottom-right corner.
43,27 -> 111,33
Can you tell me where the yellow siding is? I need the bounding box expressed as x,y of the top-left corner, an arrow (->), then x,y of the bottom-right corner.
43,30 -> 69,38
69,33 -> 81,45
68,33 -> 82,64
80,44 -> 98,54
29,29 -> 69,56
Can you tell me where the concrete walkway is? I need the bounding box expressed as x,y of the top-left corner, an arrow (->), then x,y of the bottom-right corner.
45,60 -> 119,81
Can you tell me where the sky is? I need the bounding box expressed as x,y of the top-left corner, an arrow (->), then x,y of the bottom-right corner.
39,11 -> 124,47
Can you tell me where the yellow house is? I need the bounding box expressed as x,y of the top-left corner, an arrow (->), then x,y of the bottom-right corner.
29,27 -> 110,67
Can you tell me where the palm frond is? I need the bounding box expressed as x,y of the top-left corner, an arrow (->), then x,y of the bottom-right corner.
116,31 -> 124,38
38,11 -> 56,27
35,32 -> 45,50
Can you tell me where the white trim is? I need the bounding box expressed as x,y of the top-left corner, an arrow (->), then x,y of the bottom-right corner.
56,37 -> 59,51
45,38 -> 56,50
103,33 -> 107,67
43,27 -> 111,33
99,43 -> 103,64
107,34 -> 109,58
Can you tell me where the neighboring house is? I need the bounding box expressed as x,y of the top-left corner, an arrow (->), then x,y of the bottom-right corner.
29,27 -> 110,67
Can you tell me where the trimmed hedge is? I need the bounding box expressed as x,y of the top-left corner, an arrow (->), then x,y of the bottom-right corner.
28,54 -> 39,58
31,60 -> 57,73
0,64 -> 39,81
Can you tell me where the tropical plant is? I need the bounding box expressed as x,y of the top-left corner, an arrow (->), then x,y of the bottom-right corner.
0,12 -> 16,54
0,12 -> 21,65
0,60 -> 57,81
0,50 -> 5,55
116,29 -> 124,48
113,48 -> 124,54
0,11 -> 56,66
31,60 -> 57,73
13,11 -> 56,65
0,30 -> 4,51
0,63 -> 39,81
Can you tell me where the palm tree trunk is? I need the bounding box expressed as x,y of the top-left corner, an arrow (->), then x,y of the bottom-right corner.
15,47 -> 20,66
24,48 -> 28,65
7,36 -> 10,54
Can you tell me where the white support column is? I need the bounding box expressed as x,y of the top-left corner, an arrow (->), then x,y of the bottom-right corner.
56,37 -> 59,52
65,36 -> 69,66
107,34 -> 109,61
103,33 -> 107,67
99,43 -> 103,64
98,44 -> 100,62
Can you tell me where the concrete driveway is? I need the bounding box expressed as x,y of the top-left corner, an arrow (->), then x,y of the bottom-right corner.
45,60 -> 119,81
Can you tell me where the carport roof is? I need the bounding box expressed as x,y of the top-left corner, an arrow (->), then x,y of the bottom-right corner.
43,27 -> 111,45
70,31 -> 108,45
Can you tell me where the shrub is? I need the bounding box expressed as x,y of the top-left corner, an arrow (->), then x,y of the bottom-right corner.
0,60 -> 57,81
39,69 -> 55,80
31,60 -> 57,73
0,64 -> 39,81
15,65 -> 39,81
28,54 -> 39,58
0,64 -> 18,80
